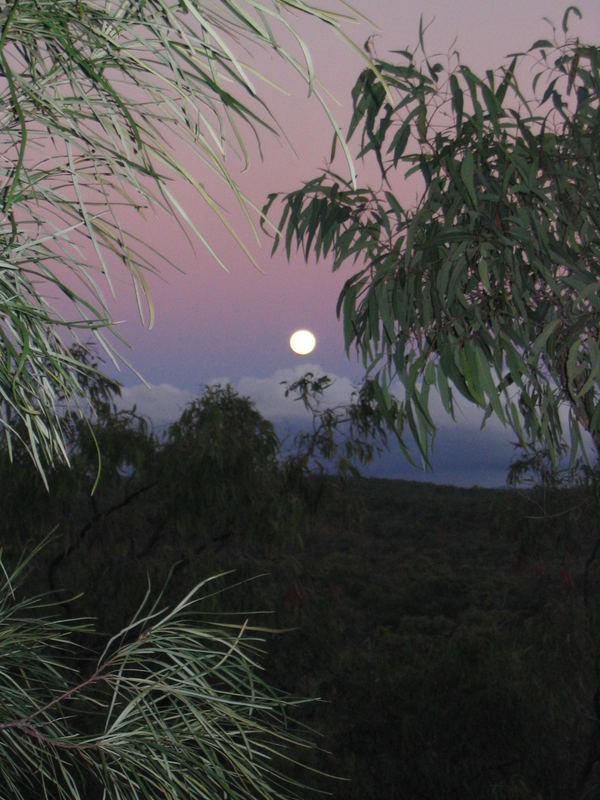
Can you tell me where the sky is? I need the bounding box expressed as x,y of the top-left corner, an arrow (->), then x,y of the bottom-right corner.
100,1 -> 600,487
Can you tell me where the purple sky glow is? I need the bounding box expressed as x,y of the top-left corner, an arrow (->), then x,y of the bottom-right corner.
92,1 -> 599,487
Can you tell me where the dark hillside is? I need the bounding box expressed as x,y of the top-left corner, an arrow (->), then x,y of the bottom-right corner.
253,477 -> 596,799
2,411 -> 599,798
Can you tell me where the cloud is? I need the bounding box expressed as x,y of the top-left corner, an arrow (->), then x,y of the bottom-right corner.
116,366 -> 574,488
428,389 -> 507,435
117,383 -> 194,428
116,365 -> 511,438
115,364 -> 355,428
120,366 -> 592,488
236,363 -> 355,421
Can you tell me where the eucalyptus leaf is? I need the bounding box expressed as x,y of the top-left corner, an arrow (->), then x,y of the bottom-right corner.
268,16 -> 600,461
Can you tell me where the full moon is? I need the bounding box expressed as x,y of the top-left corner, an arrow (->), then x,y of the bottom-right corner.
289,329 -> 316,355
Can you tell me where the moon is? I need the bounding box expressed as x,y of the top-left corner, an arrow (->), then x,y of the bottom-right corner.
289,329 -> 316,355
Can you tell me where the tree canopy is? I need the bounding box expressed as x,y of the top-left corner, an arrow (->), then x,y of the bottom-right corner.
268,8 -> 600,464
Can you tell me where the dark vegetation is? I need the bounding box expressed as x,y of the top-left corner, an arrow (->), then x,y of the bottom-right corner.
3,380 -> 600,799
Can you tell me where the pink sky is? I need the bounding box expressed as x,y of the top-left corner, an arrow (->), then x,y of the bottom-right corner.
107,0 -> 598,384
100,0 -> 598,483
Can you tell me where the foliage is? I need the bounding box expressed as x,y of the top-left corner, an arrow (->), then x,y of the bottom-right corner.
0,545 -> 317,800
267,9 -> 600,463
275,477 -> 596,799
0,377 -> 339,797
0,0 -> 374,474
0,381 -> 319,631
282,371 -> 404,473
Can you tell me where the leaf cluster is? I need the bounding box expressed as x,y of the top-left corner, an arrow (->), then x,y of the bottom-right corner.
0,0 -> 370,476
282,371 -> 407,472
0,545 -> 319,800
268,11 -> 600,465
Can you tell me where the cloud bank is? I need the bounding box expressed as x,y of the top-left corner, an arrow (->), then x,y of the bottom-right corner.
118,383 -> 195,429
115,364 -> 522,486
117,364 -> 356,427
117,363 -> 506,433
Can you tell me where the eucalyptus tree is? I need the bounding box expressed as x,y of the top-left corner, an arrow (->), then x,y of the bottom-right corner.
0,0 -> 377,476
268,7 -> 600,464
